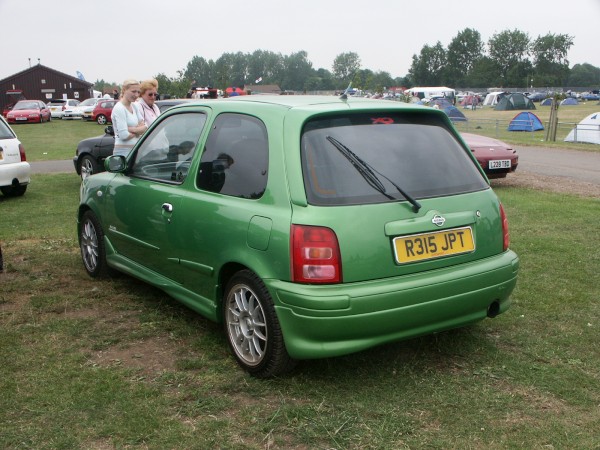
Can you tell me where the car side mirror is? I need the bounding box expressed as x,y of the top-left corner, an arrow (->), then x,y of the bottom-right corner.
105,155 -> 126,172
105,125 -> 114,136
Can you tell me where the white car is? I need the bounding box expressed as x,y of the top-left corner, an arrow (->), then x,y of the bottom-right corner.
63,97 -> 102,120
0,115 -> 30,197
48,98 -> 80,119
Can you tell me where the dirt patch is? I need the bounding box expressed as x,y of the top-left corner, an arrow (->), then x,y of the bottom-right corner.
491,170 -> 600,198
90,335 -> 179,376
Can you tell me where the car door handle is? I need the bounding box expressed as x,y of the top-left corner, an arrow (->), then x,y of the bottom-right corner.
162,203 -> 173,213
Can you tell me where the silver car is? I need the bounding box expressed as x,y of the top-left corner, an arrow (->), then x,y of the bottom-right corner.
63,97 -> 102,120
48,98 -> 80,119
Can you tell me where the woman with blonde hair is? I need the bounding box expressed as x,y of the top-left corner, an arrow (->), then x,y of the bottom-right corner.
112,79 -> 147,156
137,78 -> 160,126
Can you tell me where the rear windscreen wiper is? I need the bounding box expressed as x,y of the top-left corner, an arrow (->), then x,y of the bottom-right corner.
326,135 -> 421,212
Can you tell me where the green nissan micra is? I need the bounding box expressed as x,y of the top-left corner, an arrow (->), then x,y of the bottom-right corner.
78,95 -> 519,377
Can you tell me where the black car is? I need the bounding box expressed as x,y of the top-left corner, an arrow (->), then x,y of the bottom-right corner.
73,99 -> 196,179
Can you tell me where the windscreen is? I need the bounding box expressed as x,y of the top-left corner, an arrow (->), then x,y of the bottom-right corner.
301,112 -> 488,206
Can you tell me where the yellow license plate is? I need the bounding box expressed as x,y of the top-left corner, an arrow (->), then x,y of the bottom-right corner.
393,227 -> 474,264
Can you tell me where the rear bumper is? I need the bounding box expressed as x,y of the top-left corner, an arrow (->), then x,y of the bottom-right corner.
267,250 -> 519,359
0,162 -> 31,187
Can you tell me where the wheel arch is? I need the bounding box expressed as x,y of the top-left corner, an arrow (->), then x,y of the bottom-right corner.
215,262 -> 249,323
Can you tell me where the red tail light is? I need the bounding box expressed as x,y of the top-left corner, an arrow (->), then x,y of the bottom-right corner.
500,203 -> 510,251
62,105 -> 66,111
18,143 -> 27,162
291,225 -> 342,283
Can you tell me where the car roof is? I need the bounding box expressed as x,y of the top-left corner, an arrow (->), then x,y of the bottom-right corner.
166,95 -> 435,117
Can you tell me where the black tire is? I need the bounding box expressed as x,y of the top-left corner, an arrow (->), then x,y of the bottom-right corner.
1,184 -> 27,197
97,114 -> 107,125
223,270 -> 296,378
79,210 -> 111,278
79,155 -> 100,180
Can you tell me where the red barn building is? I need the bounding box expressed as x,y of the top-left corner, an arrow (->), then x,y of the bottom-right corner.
0,64 -> 93,114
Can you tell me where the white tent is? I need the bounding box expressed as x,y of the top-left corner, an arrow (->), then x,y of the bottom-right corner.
483,92 -> 505,106
564,112 -> 600,144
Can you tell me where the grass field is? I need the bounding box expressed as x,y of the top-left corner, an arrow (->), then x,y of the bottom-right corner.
1,117 -> 600,448
9,100 -> 600,163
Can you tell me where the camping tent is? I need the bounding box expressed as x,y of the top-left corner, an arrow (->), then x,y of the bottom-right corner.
225,87 -> 246,96
429,98 -> 453,109
443,105 -> 467,122
508,112 -> 544,131
495,93 -> 536,111
483,92 -> 505,106
564,112 -> 600,144
540,98 -> 553,106
560,97 -> 579,106
460,95 -> 479,108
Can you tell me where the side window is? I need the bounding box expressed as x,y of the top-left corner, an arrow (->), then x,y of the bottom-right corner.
197,113 -> 268,199
130,112 -> 207,183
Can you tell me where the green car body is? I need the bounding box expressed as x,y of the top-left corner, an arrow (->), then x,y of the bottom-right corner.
78,95 -> 519,377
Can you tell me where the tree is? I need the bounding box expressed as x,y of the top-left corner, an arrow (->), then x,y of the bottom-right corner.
332,52 -> 361,86
467,57 -> 498,88
531,33 -> 574,86
153,72 -> 192,99
567,63 -> 600,87
305,68 -> 335,91
446,28 -> 484,85
247,50 -> 285,86
183,55 -> 214,87
281,51 -> 313,91
408,42 -> 447,86
487,29 -> 531,82
92,79 -> 116,95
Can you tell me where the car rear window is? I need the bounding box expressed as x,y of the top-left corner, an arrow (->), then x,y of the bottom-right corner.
0,119 -> 16,139
301,112 -> 488,206
48,100 -> 66,105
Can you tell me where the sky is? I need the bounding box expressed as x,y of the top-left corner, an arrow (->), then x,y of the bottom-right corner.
1,0 -> 599,85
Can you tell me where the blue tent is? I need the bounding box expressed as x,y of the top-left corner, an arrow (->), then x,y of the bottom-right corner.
508,111 -> 544,131
540,98 -> 553,106
429,98 -> 453,109
443,105 -> 467,122
560,97 -> 579,106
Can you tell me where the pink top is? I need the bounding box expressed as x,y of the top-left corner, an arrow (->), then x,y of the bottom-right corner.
137,98 -> 160,126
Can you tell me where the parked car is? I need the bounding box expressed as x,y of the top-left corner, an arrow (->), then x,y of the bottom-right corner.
77,96 -> 519,377
5,100 -> 51,124
91,99 -> 117,124
73,99 -> 196,178
63,97 -> 102,120
461,133 -> 519,178
581,92 -> 600,101
0,114 -> 30,197
526,92 -> 547,102
48,98 -> 80,119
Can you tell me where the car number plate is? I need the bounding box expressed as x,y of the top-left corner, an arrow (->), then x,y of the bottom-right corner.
489,160 -> 511,169
393,227 -> 474,264
16,117 -> 27,121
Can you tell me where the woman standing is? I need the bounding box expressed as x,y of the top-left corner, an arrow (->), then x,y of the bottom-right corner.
112,79 -> 147,156
137,79 -> 160,126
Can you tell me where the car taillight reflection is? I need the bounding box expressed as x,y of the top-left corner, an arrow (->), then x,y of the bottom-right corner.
291,224 -> 342,283
500,203 -> 510,251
